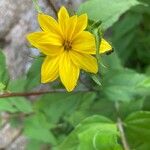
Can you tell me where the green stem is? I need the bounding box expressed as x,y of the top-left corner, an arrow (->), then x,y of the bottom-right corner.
115,102 -> 130,150
90,28 -> 102,87
93,28 -> 101,66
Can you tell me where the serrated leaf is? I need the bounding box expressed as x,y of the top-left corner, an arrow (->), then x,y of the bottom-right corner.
35,92 -> 96,124
57,115 -> 122,150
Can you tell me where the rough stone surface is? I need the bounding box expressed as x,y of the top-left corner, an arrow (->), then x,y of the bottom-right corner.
0,0 -> 85,149
0,123 -> 22,149
7,136 -> 26,150
1,0 -> 51,78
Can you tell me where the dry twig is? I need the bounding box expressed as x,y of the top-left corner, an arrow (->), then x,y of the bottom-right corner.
0,89 -> 91,99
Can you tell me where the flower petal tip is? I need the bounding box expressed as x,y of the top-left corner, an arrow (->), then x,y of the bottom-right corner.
58,6 -> 69,19
59,6 -> 68,12
26,34 -> 32,42
66,86 -> 75,92
41,78 -> 47,84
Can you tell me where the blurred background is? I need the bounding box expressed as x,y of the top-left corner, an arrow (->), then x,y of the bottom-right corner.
0,0 -> 150,149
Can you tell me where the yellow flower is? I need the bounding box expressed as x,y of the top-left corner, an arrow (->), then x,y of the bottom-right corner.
27,6 -> 112,92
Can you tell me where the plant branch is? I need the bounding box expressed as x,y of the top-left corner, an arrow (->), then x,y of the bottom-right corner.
47,0 -> 58,17
117,118 -> 130,150
0,89 -> 91,99
115,102 -> 130,150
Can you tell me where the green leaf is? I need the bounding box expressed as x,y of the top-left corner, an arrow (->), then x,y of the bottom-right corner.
111,2 -> 150,68
91,99 -> 121,121
8,78 -> 32,113
0,50 -> 9,86
78,0 -> 140,30
0,78 -> 33,113
0,100 -> 17,113
11,98 -> 33,113
112,12 -> 142,41
57,115 -> 122,150
24,113 -> 57,144
0,97 -> 32,113
26,139 -> 44,150
101,69 -> 148,102
35,92 -> 96,124
0,82 -> 5,91
125,111 -> 150,149
101,52 -> 122,73
91,74 -> 102,86
65,92 -> 97,126
8,77 -> 26,92
137,76 -> 150,88
118,99 -> 144,119
25,57 -> 44,90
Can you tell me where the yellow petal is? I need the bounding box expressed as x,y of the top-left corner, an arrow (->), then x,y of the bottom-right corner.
59,51 -> 79,92
70,51 -> 98,73
99,39 -> 112,54
66,15 -> 77,41
27,32 -> 62,45
27,32 -> 63,56
58,6 -> 69,35
41,56 -> 59,83
38,13 -> 62,36
72,31 -> 96,54
72,14 -> 88,39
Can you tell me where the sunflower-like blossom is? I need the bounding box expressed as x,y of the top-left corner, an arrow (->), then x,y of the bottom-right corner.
27,6 -> 112,91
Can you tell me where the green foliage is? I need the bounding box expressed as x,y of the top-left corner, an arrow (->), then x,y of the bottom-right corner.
101,68 -> 150,102
78,0 -> 140,30
25,57 -> 44,91
57,115 -> 122,150
0,83 -> 5,91
111,0 -> 150,70
34,92 -> 96,124
0,52 -> 32,113
0,50 -> 9,86
125,111 -> 150,149
0,78 -> 33,113
24,113 -> 57,144
0,0 -> 150,149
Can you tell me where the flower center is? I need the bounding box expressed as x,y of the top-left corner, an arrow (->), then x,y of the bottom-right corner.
63,41 -> 72,51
